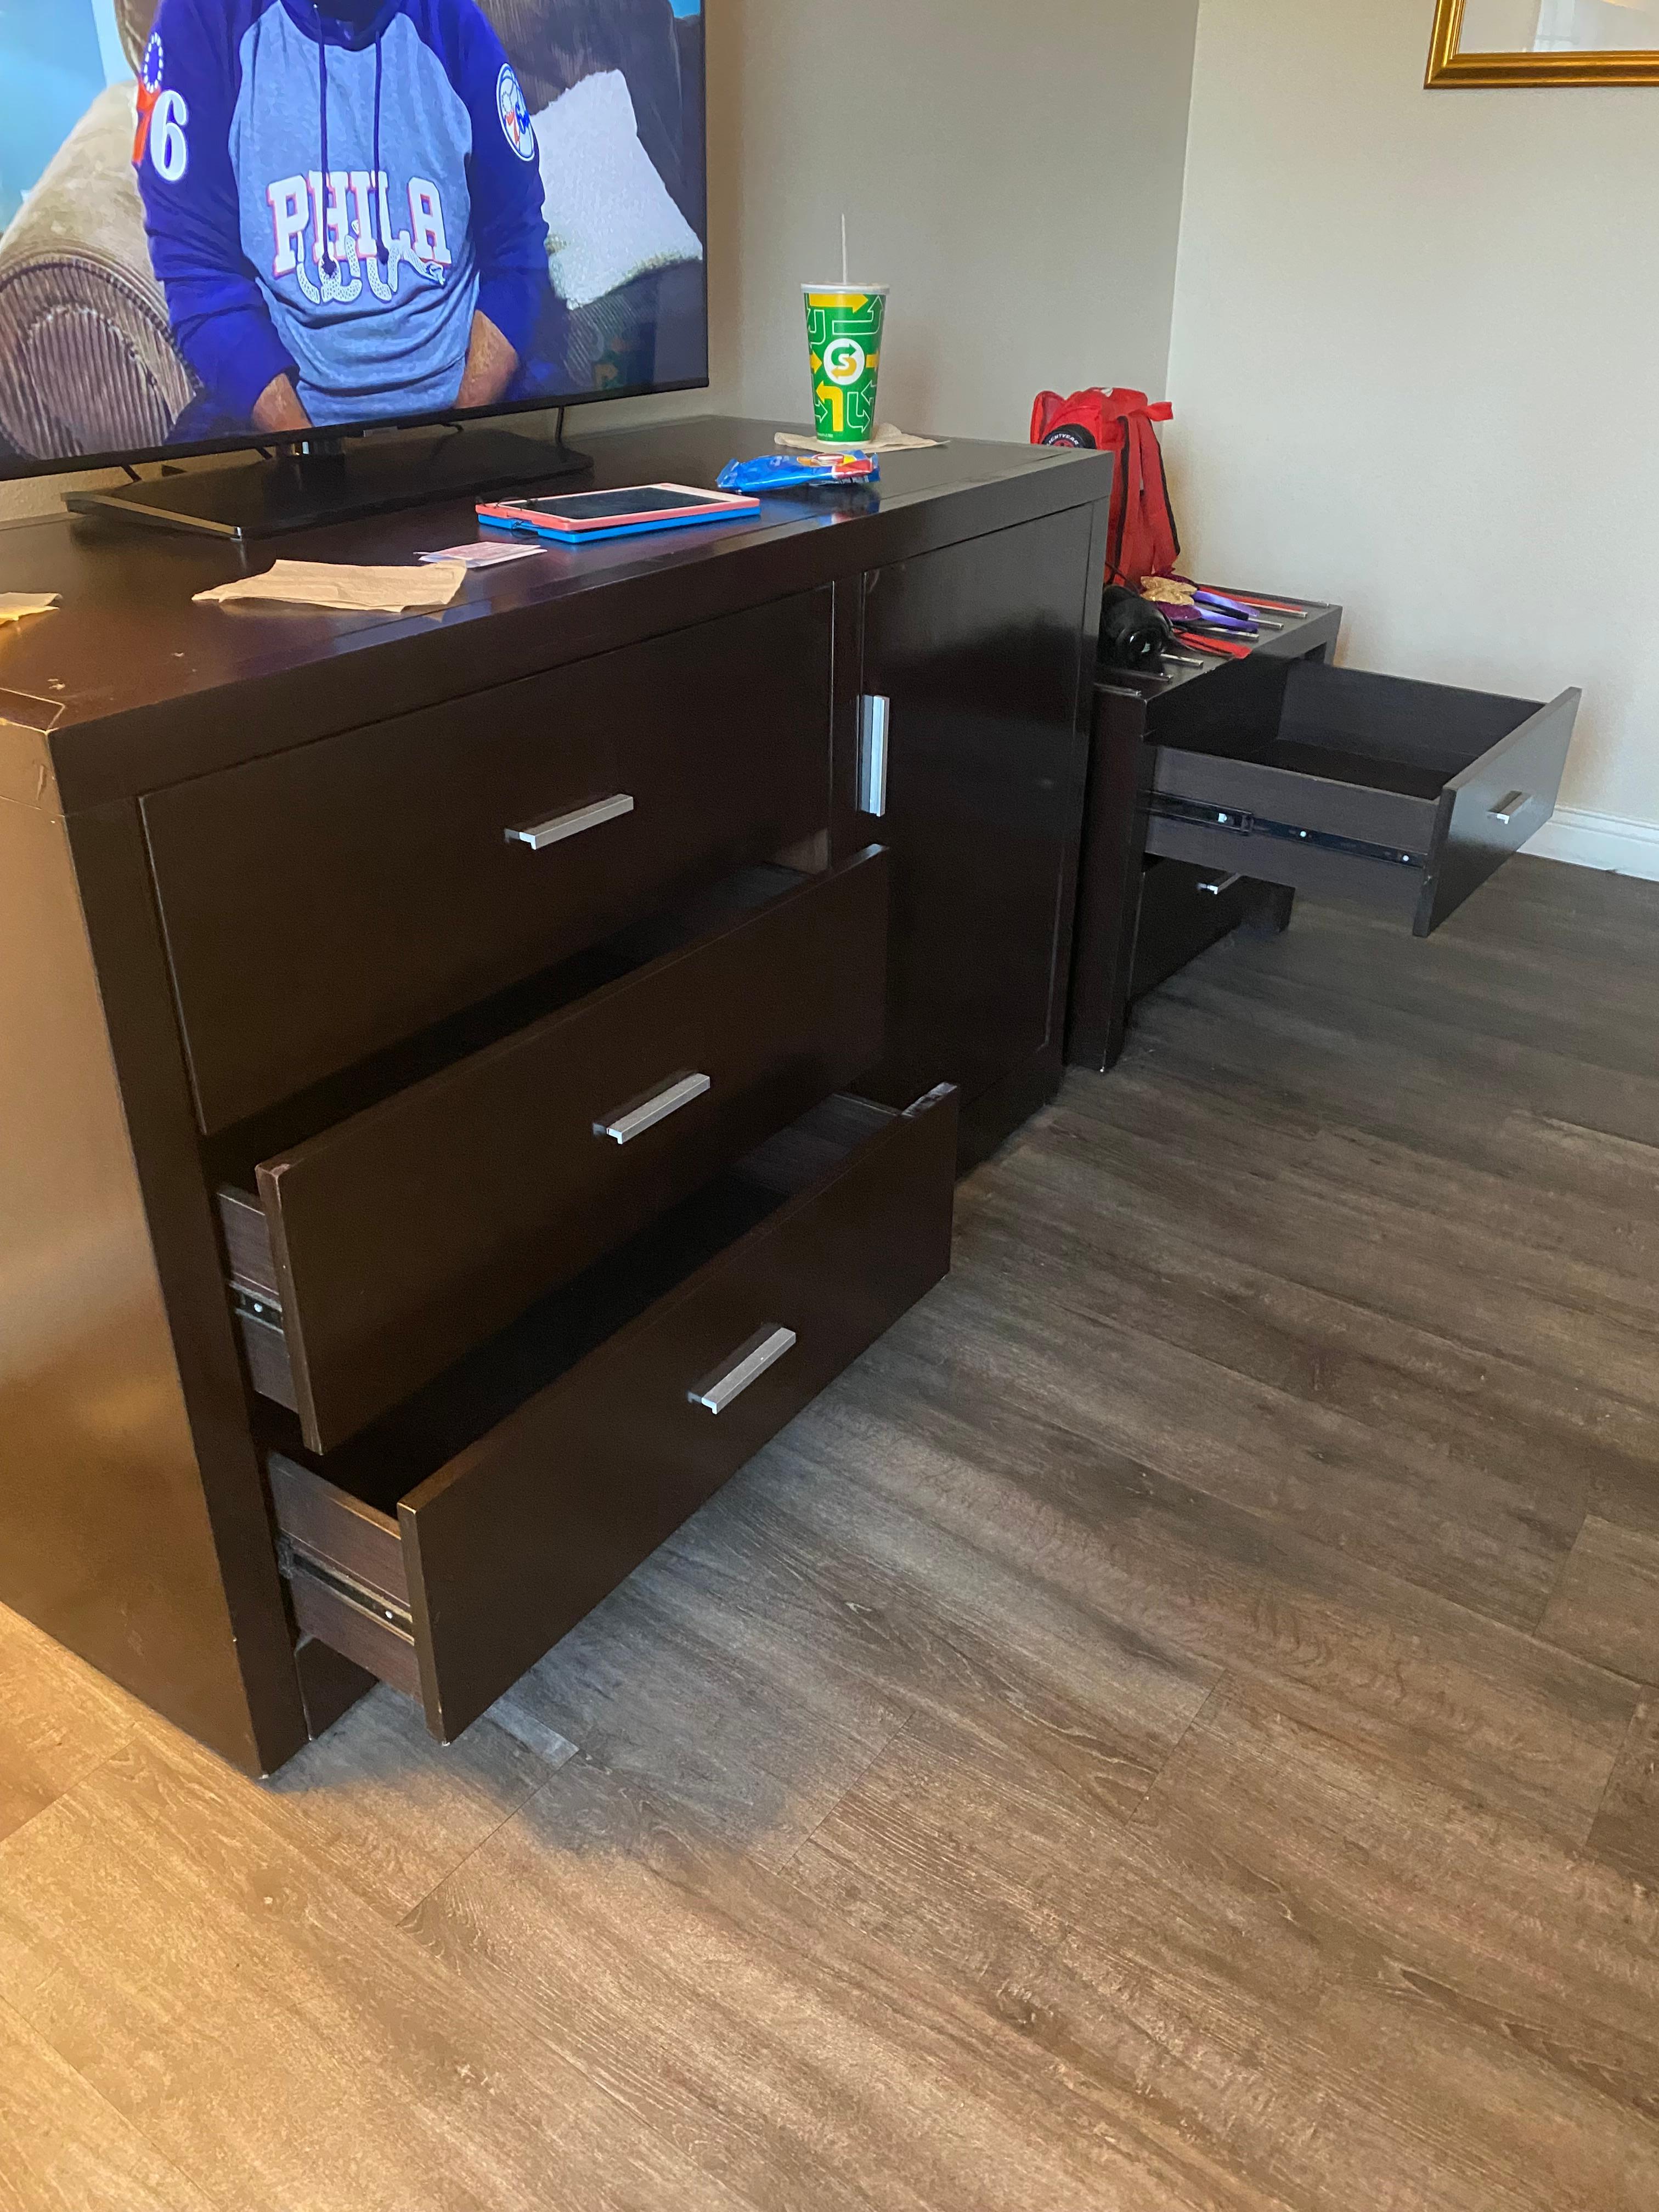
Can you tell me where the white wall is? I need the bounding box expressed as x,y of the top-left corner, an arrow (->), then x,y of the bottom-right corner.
1165,0 -> 1659,864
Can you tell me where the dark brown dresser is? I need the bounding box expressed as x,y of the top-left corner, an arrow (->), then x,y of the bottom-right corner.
0,415 -> 1112,1773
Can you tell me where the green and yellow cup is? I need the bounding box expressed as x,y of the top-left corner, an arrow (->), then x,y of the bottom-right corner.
803,285 -> 887,445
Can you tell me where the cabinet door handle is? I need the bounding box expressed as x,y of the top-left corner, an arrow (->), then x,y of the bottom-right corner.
1489,790 -> 1533,826
858,695 -> 890,817
507,793 -> 635,850
594,1070 -> 711,1144
689,1325 -> 798,1414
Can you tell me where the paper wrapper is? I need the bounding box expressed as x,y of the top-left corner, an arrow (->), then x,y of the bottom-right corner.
0,593 -> 59,624
194,561 -> 467,614
775,425 -> 941,456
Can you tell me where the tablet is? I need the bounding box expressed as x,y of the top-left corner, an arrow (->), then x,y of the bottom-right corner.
476,482 -> 761,542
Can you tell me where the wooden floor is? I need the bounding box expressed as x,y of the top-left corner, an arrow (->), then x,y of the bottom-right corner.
4,855 -> 1658,2211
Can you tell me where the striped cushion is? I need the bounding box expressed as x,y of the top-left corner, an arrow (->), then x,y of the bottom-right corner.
0,86 -> 195,460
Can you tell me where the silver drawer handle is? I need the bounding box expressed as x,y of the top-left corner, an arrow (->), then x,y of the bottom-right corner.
858,694 -> 890,817
507,793 -> 635,850
690,1326 -> 798,1415
1489,790 -> 1533,826
1197,872 -> 1244,897
595,1070 -> 711,1144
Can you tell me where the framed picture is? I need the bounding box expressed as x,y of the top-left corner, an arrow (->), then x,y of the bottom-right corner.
1428,0 -> 1659,83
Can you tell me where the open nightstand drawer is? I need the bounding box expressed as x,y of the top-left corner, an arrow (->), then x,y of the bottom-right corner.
265,1085 -> 958,1742
219,850 -> 889,1457
1145,659 -> 1580,936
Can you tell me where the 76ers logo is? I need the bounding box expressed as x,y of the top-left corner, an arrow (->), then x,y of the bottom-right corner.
133,33 -> 189,180
497,65 -> 536,162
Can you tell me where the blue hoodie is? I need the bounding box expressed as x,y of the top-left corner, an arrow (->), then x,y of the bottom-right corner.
136,0 -> 551,426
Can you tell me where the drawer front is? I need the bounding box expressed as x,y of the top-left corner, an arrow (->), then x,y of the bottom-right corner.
145,592 -> 834,1133
268,1083 -> 959,1742
1420,685 -> 1580,935
1147,672 -> 1579,938
232,849 -> 890,1456
1129,857 -> 1259,1002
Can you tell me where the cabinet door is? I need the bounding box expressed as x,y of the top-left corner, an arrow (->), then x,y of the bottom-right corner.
857,511 -> 1097,1159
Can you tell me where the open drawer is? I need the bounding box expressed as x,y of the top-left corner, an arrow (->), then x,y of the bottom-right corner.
219,850 -> 889,1455
265,1085 -> 958,1742
1144,658 -> 1580,936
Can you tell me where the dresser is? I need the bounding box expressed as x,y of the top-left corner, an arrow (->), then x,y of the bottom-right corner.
0,415 -> 1112,1774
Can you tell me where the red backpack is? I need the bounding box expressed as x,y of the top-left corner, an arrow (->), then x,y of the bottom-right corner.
1029,387 -> 1180,589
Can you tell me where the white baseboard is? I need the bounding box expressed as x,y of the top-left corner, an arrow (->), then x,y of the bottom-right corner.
1524,806 -> 1659,882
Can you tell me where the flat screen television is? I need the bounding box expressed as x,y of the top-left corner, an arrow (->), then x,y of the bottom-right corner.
0,0 -> 709,533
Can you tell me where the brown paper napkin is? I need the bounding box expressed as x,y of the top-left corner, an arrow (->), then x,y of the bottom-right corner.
194,560 -> 467,613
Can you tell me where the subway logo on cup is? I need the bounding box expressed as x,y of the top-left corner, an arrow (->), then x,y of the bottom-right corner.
823,336 -> 866,385
804,286 -> 887,444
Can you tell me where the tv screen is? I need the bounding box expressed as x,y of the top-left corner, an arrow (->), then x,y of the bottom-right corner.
0,0 -> 708,475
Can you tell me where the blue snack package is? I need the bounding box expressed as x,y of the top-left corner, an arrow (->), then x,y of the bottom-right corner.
717,453 -> 881,495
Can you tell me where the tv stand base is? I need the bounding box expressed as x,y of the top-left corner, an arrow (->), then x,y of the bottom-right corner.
66,424 -> 590,543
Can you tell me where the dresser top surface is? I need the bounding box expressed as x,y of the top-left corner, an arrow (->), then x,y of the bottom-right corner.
0,416 -> 1110,811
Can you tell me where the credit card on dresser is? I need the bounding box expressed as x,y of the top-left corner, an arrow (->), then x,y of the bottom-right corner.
418,540 -> 545,569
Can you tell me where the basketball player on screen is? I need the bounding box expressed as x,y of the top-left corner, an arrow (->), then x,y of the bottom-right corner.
134,0 -> 553,435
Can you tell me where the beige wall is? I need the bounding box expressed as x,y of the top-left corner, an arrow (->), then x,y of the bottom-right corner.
0,465 -> 123,527
1165,0 -> 1659,852
701,0 -> 1199,439
3,0 -> 1199,529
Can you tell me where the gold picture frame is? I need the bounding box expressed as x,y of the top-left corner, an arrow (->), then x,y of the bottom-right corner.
1427,0 -> 1659,84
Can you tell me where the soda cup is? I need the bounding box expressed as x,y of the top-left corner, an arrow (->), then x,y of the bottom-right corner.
803,285 -> 887,444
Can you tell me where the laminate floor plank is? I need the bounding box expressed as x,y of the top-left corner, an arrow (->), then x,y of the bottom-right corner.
492,1490 -> 916,1871
216,1686 -> 563,1922
981,1144 -> 1641,1538
0,1999 -> 217,2212
1222,872 -> 1659,1075
1442,854 -> 1659,967
1124,887 -> 1659,1136
1090,1684 -> 1659,2211
1538,1519 -> 1659,1685
407,1745 -> 1268,2212
1589,1695 -> 1659,1888
959,1178 -> 1590,1629
1150,957 -> 1659,1152
791,1682 -> 1659,2212
0,1604 -> 131,1848
1207,882 -> 1659,1093
803,1361 -> 1638,1847
1138,1683 -> 1659,2067
500,1431 -> 1216,1866
1063,1048 -> 1659,1338
0,1607 -> 570,1927
1115,1003 -> 1659,1267
1034,1076 -> 1659,1419
1263,854 -> 1659,997
1069,1032 -> 1659,1294
0,1735 -> 754,2212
